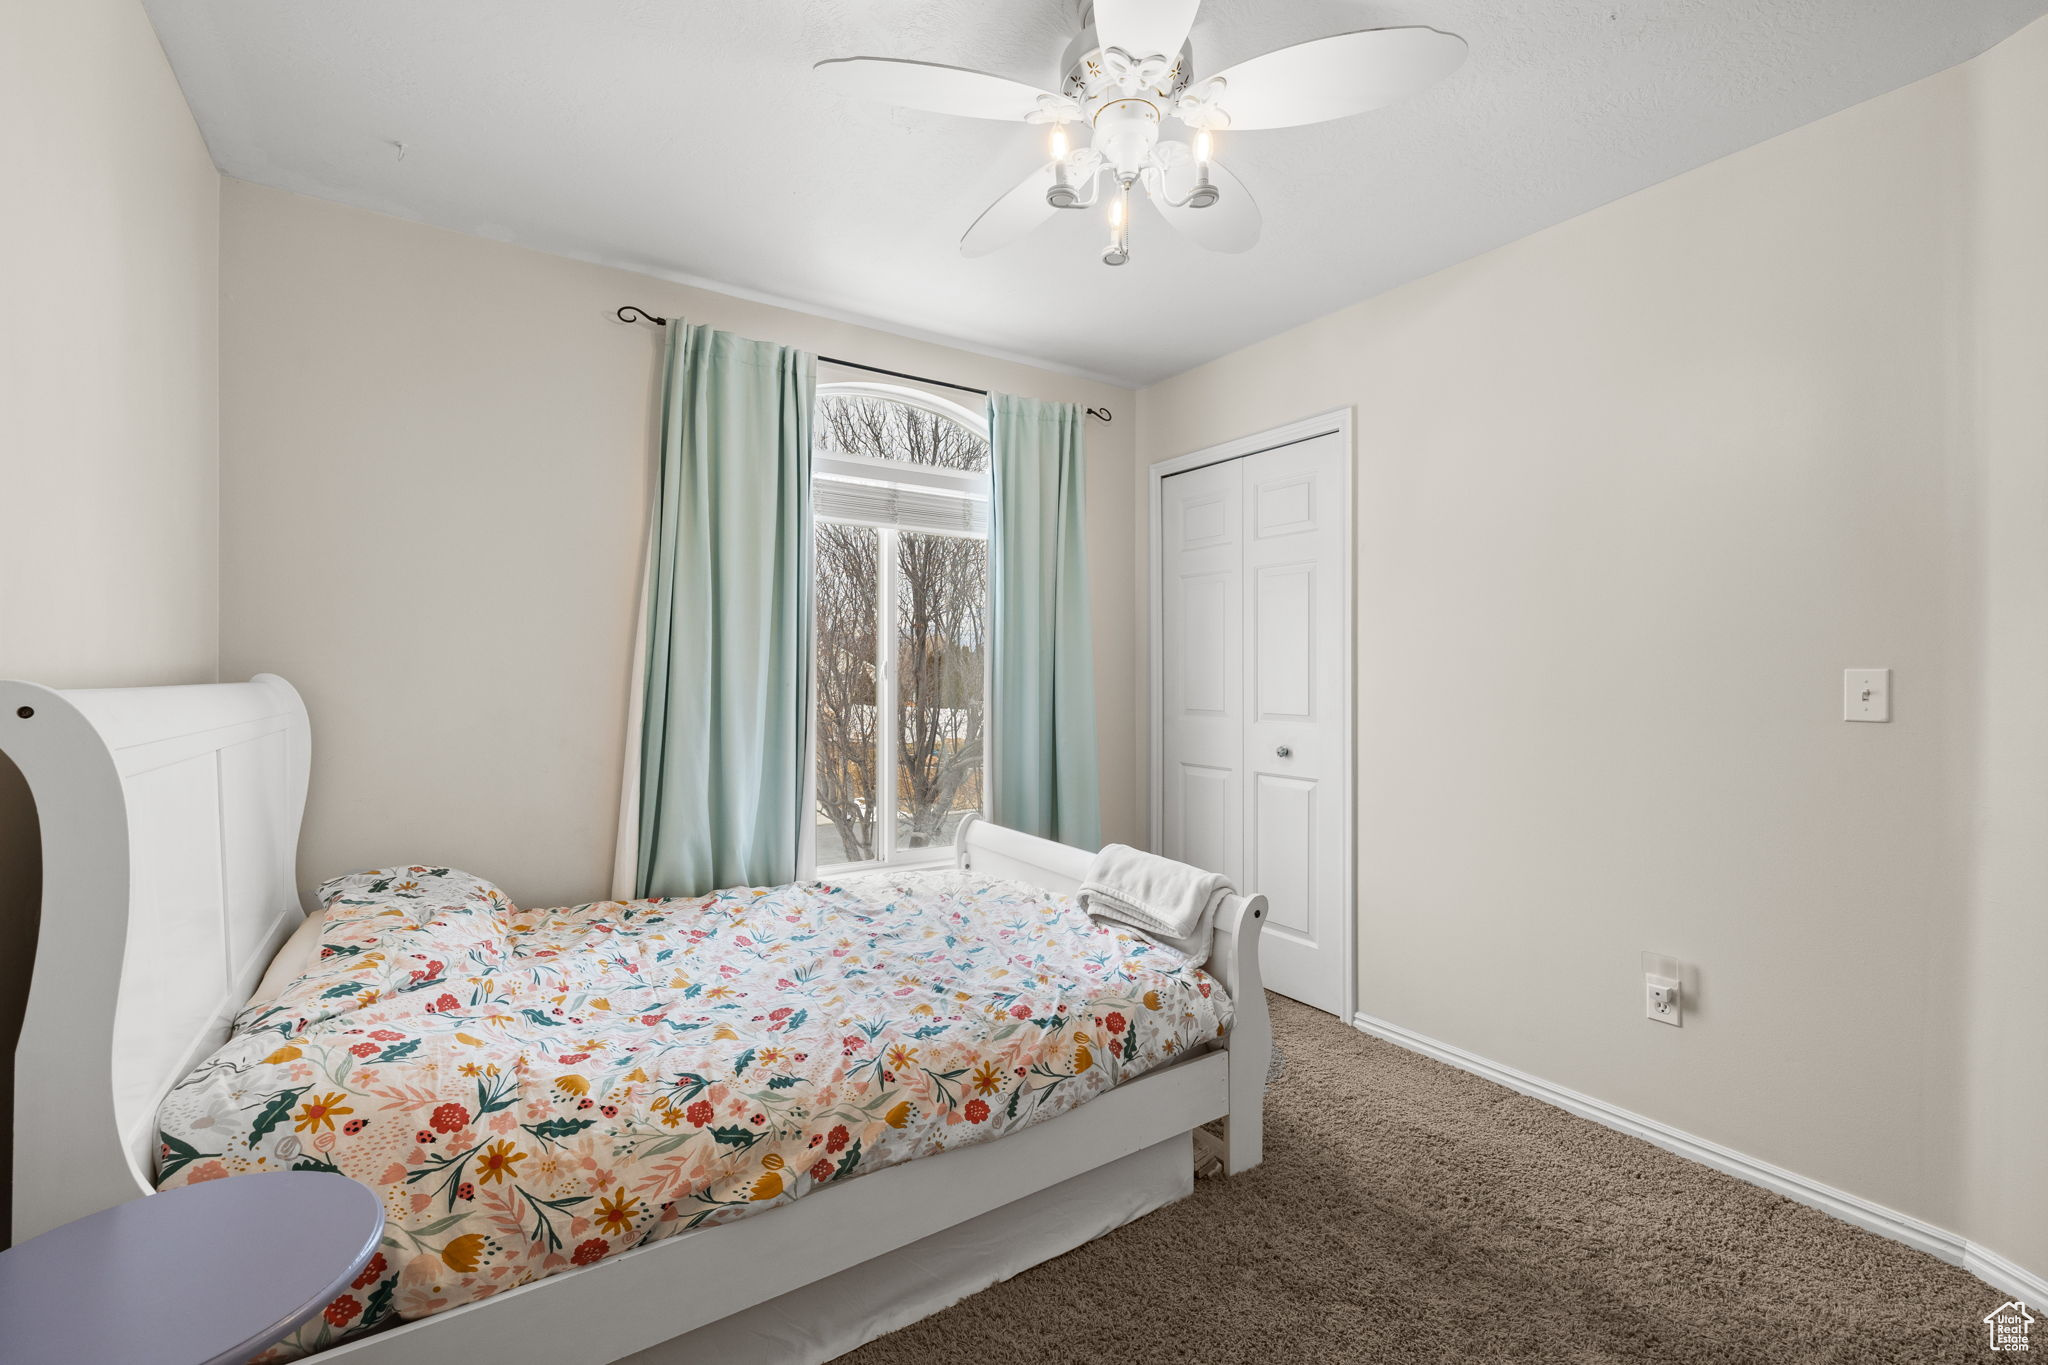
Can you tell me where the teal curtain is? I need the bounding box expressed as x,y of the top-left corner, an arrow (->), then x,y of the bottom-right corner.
987,393 -> 1101,848
637,322 -> 815,897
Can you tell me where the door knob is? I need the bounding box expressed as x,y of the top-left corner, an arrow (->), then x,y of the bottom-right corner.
1274,745 -> 1291,758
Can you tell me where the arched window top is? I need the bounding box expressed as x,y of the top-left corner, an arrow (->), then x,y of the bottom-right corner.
816,382 -> 989,475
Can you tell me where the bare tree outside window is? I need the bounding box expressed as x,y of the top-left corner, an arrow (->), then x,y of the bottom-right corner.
814,522 -> 881,862
815,393 -> 989,472
895,530 -> 985,850
813,395 -> 989,867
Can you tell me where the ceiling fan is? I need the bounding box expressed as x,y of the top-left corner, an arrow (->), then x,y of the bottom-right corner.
815,0 -> 1467,266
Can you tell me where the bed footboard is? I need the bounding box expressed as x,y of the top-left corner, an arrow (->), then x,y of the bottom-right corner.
1208,892 -> 1269,1173
953,815 -> 1268,1174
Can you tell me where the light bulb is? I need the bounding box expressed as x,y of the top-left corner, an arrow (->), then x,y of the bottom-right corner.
1188,130 -> 1219,209
1045,122 -> 1079,209
1103,182 -> 1130,266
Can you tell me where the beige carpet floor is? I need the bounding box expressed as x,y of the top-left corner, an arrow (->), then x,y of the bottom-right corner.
839,995 -> 1998,1364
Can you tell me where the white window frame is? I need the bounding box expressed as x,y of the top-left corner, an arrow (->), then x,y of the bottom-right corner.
807,381 -> 992,877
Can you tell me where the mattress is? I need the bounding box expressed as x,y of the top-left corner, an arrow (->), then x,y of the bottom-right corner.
155,866 -> 1231,1359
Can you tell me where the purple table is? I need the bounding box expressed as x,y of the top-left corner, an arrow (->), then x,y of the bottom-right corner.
0,1173 -> 384,1365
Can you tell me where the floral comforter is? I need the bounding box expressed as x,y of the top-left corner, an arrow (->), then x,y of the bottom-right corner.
156,866 -> 1231,1357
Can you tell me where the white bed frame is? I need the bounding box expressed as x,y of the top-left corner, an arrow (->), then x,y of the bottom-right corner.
3,675 -> 1269,1363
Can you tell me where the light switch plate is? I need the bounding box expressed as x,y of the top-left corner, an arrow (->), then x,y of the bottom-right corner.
1845,668 -> 1891,722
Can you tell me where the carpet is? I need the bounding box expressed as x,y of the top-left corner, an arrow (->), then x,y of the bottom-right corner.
837,995 -> 1997,1364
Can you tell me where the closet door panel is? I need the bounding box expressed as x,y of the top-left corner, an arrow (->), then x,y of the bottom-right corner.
1160,459 -> 1245,888
1158,428 -> 1348,1016
1239,433 -> 1348,1013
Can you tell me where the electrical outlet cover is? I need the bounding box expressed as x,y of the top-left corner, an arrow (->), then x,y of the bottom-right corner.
1642,951 -> 1682,1026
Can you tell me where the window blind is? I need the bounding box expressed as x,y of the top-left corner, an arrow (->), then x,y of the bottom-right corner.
814,474 -> 989,536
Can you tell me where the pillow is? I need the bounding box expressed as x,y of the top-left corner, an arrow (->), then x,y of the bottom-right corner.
244,909 -> 329,1007
247,867 -> 512,1008
315,865 -> 510,925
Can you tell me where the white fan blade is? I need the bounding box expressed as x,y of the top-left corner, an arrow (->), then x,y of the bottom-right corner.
1150,156 -> 1259,253
1093,0 -> 1202,61
961,163 -> 1062,257
1206,27 -> 1466,130
814,57 -> 1055,121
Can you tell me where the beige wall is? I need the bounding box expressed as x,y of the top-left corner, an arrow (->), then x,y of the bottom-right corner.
1960,16 -> 2048,1284
1137,19 -> 2046,1278
218,180 -> 1138,909
0,0 -> 221,1243
0,0 -> 220,682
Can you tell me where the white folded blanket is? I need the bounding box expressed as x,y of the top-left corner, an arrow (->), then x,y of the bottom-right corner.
1078,843 -> 1234,968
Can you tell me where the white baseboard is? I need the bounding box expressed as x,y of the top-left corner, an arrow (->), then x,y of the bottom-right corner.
1967,1242 -> 2048,1310
1350,1010 -> 2048,1307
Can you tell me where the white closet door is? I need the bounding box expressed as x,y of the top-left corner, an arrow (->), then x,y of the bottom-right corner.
1238,431 -> 1348,1014
1160,458 -> 1246,892
1159,429 -> 1349,1015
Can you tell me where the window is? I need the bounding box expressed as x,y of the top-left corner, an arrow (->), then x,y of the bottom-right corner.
812,385 -> 989,871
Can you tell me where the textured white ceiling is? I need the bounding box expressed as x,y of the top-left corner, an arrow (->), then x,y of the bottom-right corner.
146,0 -> 2046,386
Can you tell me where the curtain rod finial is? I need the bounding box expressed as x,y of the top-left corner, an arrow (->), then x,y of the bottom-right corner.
1086,407 -> 1112,423
617,305 -> 667,326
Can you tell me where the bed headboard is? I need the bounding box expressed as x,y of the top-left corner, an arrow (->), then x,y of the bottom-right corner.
2,674 -> 310,1243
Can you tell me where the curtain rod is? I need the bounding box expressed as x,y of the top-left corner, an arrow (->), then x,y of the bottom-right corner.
615,306 -> 1111,423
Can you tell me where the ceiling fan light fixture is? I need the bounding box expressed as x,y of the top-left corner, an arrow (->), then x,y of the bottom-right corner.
816,2 -> 1467,264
